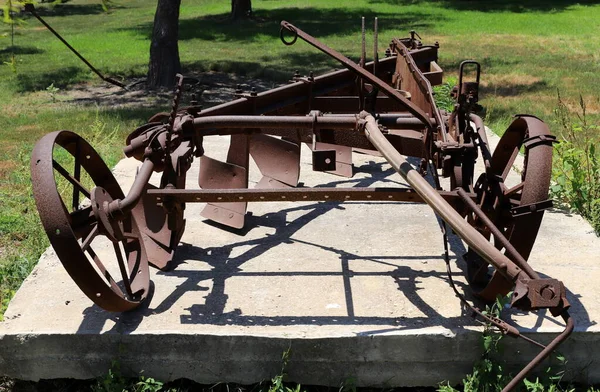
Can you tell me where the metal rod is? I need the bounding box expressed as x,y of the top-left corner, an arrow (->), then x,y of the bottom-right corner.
192,114 -> 359,132
72,139 -> 82,211
359,17 -> 366,111
147,187 -> 475,204
52,160 -> 90,199
280,21 -> 434,129
362,113 -> 525,282
25,4 -> 125,88
456,188 -> 540,280
109,159 -> 155,217
373,17 -> 379,77
470,113 -> 492,171
502,312 -> 574,392
190,114 -> 432,137
360,17 -> 366,68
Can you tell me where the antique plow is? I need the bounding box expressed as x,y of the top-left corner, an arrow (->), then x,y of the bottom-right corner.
30,20 -> 572,391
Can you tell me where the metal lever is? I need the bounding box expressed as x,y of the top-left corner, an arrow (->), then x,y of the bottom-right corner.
279,20 -> 434,129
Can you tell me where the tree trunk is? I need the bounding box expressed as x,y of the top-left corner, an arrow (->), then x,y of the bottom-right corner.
230,0 -> 252,20
147,0 -> 181,88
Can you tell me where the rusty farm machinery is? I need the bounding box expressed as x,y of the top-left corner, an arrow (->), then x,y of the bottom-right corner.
30,19 -> 573,391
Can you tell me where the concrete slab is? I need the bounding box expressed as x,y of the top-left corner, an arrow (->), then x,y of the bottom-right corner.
1,129 -> 599,387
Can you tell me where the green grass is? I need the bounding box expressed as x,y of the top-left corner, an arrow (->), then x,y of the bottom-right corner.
0,0 -> 599,318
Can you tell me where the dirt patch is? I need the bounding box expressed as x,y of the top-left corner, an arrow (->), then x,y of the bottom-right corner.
0,161 -> 17,180
482,73 -> 542,87
480,73 -> 546,97
65,72 -> 278,110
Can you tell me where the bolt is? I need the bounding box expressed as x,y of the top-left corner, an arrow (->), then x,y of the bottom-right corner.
540,285 -> 556,301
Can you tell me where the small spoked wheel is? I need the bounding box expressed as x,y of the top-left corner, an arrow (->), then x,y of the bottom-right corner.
466,115 -> 553,302
31,131 -> 149,312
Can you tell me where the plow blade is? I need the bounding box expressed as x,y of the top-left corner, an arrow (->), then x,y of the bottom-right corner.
250,134 -> 301,188
199,155 -> 248,229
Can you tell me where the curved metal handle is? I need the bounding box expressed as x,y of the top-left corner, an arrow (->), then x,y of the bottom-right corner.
458,60 -> 481,97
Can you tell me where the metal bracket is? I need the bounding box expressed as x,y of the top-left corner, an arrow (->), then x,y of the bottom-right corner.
510,199 -> 553,217
511,278 -> 570,315
523,134 -> 558,149
312,149 -> 337,171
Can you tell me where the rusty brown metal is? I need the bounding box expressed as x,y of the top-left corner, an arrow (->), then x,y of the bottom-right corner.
31,131 -> 149,311
147,187 -> 474,204
466,115 -> 555,302
30,20 -> 574,391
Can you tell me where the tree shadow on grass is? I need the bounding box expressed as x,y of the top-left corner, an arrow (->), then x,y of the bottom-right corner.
481,80 -> 549,97
439,57 -> 523,74
24,3 -> 123,18
182,51 -> 341,84
15,66 -> 85,93
122,7 -> 446,43
0,45 -> 44,63
367,0 -> 600,12
108,107 -> 166,124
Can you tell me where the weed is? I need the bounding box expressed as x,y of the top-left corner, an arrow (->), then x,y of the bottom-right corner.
551,92 -> 600,235
46,82 -> 60,102
133,376 -> 164,392
3,54 -> 16,73
92,361 -> 167,392
433,76 -> 458,113
437,294 -> 511,392
437,293 -> 576,392
268,347 -> 307,392
92,360 -> 128,392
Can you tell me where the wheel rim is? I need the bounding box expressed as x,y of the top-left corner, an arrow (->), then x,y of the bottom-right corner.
466,116 -> 553,301
31,131 -> 149,311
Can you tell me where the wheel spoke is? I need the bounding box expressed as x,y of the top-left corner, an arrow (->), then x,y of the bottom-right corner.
500,148 -> 520,181
80,224 -> 99,251
86,247 -> 122,294
72,140 -> 82,210
53,159 -> 91,199
504,181 -> 525,198
70,206 -> 96,239
113,242 -> 134,298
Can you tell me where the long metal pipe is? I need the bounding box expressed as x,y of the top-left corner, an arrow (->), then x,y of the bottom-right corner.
362,114 -> 527,282
192,115 -> 359,132
108,159 -> 155,217
25,4 -> 125,88
191,114 -> 431,136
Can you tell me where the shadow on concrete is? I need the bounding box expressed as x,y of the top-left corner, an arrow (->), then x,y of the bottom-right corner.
76,159 -> 590,337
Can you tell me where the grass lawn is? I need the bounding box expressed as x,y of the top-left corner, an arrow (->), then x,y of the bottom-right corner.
0,0 -> 599,318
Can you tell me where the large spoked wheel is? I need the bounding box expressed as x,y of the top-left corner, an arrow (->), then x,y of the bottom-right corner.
31,131 -> 150,312
466,115 -> 553,302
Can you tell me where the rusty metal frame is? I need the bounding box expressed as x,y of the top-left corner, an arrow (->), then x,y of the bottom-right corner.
30,20 -> 573,391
